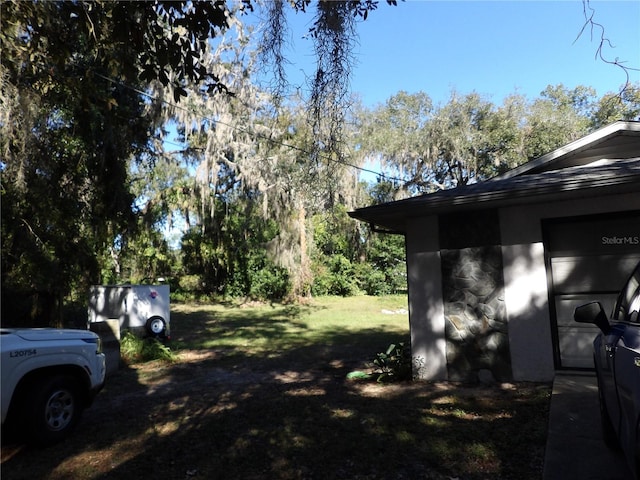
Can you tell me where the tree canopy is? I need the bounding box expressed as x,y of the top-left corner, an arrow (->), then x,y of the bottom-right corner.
356,84 -> 640,199
1,0 -> 638,327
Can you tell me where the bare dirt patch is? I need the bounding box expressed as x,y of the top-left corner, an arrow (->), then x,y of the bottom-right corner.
2,346 -> 550,480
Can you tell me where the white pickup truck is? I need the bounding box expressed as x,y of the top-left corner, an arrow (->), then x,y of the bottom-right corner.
0,328 -> 106,445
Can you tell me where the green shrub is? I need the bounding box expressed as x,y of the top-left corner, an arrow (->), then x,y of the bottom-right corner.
249,262 -> 290,301
372,342 -> 412,382
352,261 -> 407,296
120,331 -> 175,364
311,254 -> 360,297
178,274 -> 205,294
354,263 -> 389,296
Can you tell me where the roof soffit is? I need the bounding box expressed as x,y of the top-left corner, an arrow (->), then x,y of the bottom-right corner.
349,157 -> 640,232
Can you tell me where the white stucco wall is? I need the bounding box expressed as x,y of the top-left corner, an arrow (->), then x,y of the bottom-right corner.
403,192 -> 640,382
499,193 -> 640,381
501,241 -> 555,381
405,216 -> 447,381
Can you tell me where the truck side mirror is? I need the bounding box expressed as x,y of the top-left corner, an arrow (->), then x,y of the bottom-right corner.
574,301 -> 611,335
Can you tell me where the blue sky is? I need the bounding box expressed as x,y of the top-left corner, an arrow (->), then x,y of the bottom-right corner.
163,1 -> 639,244
281,0 -> 640,106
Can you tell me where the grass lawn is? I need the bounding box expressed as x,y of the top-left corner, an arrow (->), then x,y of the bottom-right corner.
1,295 -> 551,480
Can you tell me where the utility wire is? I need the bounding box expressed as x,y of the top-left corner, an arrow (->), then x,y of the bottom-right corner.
94,72 -> 405,184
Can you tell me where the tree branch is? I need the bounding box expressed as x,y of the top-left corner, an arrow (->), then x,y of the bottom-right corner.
575,0 -> 639,97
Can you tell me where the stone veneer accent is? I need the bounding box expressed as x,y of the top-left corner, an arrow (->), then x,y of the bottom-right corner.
441,246 -> 512,382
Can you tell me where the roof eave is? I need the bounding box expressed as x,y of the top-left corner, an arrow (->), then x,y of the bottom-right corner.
494,120 -> 640,180
349,174 -> 640,233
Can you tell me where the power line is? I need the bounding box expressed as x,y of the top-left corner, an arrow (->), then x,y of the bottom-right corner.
94,72 -> 405,184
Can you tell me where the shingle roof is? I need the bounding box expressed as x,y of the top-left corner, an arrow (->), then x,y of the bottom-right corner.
349,121 -> 640,233
495,120 -> 640,179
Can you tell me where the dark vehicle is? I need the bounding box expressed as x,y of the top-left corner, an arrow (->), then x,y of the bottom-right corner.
574,261 -> 640,479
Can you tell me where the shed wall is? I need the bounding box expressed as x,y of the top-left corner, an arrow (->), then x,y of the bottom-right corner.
499,193 -> 640,381
405,216 -> 447,380
405,192 -> 640,382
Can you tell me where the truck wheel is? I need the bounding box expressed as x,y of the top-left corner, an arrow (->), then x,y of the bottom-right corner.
146,316 -> 166,336
26,374 -> 83,445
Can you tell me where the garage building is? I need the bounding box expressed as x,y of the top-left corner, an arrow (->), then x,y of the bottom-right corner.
349,120 -> 640,382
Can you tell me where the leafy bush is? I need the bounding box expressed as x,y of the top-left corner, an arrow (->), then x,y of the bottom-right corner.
311,254 -> 360,296
372,342 -> 413,382
354,263 -> 389,296
247,256 -> 290,301
120,331 -> 175,364
178,274 -> 205,293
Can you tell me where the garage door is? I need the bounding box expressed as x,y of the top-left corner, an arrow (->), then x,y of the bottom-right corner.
545,212 -> 640,369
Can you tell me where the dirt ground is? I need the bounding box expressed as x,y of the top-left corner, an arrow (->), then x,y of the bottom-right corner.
1,344 -> 550,480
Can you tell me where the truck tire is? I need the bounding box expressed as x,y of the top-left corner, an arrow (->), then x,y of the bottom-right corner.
146,316 -> 166,337
26,374 -> 84,445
